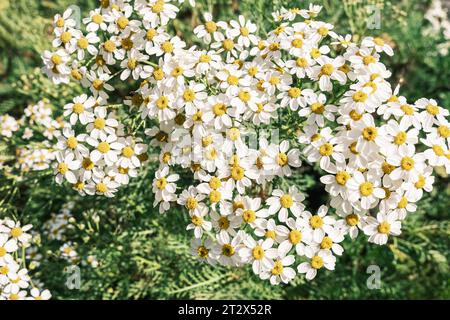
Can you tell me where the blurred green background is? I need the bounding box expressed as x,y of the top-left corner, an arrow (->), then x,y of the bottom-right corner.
0,0 -> 449,299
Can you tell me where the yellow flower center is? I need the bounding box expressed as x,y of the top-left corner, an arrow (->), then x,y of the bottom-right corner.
152,0 -> 165,13
248,66 -> 258,76
271,260 -> 284,275
199,54 -> 211,63
265,230 -> 276,240
117,16 -> 129,29
374,37 -> 385,46
183,89 -> 196,102
156,96 -> 169,109
292,38 -> 303,48
155,177 -> 167,190
311,255 -> 324,269
10,227 -> 23,238
218,216 -> 230,230
205,21 -> 217,33
362,127 -> 378,141
197,246 -> 209,258
238,90 -> 251,103
335,171 -> 350,185
240,27 -> 249,36
310,48 -> 321,59
186,197 -> 198,210
377,221 -> 390,234
415,176 -> 426,189
222,39 -> 234,51
243,210 -> 256,223
432,145 -> 445,156
319,143 -> 333,156
363,55 -> 376,65
353,91 -> 368,103
437,125 -> 450,138
92,80 -> 104,91
382,161 -> 395,174
73,103 -> 84,114
122,146 -> 134,158
153,68 -> 164,80
309,215 -> 324,229
350,110 -> 362,121
269,76 -> 280,85
231,165 -> 245,180
288,87 -> 301,98
92,14 -> 103,24
252,245 -> 264,260
289,230 -> 302,245
401,156 -> 415,170
103,40 -> 116,53
209,177 -> 222,190
77,37 -> 89,49
296,57 -> 308,67
311,102 -> 325,114
191,215 -> 203,226
320,64 -> 334,76
51,54 -> 62,65
60,31 -> 72,44
280,194 -> 293,208
97,142 -> 110,153
67,136 -> 78,149
397,196 -> 408,209
359,182 -> 374,196
426,104 -> 439,116
394,132 -> 407,145
161,41 -> 174,53
56,17 -> 65,28
222,244 -> 235,257
94,118 -> 106,129
0,247 -> 6,257
276,153 -> 288,166
58,163 -> 68,174
318,27 -> 328,36
213,103 -> 227,116
82,158 -> 94,170
320,236 -> 333,250
401,104 -> 414,115
96,183 -> 108,193
346,214 -> 359,226
209,190 -> 222,203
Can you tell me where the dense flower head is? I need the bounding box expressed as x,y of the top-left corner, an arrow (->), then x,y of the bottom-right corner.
38,1 -> 450,285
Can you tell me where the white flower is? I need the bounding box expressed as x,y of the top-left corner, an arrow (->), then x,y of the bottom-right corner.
260,249 -> 296,285
266,186 -> 305,222
297,247 -> 336,280
187,206 -> 212,238
347,170 -> 385,210
55,151 -> 81,184
364,212 -> 402,245
239,236 -> 276,275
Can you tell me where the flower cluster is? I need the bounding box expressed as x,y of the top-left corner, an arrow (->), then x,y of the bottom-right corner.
0,218 -> 51,300
0,100 -> 64,173
43,1 -> 449,285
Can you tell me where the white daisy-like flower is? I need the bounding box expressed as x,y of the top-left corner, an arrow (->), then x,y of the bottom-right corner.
364,212 -> 402,245
266,186 -> 305,222
297,247 -> 336,280
239,236 -> 276,275
187,206 -> 212,239
347,170 -> 385,210
55,151 -> 81,184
